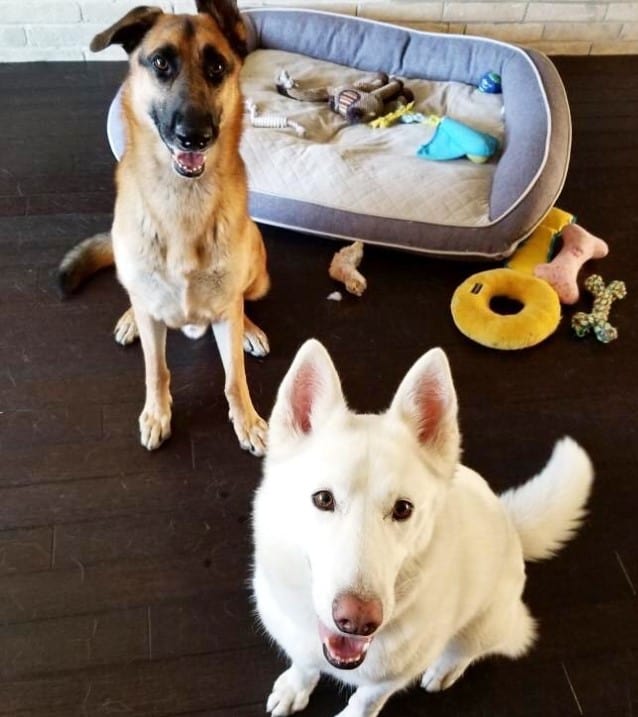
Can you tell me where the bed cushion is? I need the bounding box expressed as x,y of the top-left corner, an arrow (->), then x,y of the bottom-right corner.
241,48 -> 506,230
107,9 -> 572,260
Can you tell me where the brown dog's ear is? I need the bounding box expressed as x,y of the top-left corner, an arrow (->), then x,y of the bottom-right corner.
90,6 -> 164,54
195,0 -> 248,59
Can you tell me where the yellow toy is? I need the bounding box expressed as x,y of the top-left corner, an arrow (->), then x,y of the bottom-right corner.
369,102 -> 415,128
451,269 -> 560,350
506,207 -> 575,273
451,207 -> 574,350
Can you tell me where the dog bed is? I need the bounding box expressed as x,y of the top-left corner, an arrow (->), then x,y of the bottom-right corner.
107,9 -> 571,260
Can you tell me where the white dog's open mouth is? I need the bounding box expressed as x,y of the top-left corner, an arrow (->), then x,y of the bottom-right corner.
319,622 -> 373,670
171,150 -> 206,179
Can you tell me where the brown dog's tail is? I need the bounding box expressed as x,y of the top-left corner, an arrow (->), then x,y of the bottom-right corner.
58,232 -> 114,296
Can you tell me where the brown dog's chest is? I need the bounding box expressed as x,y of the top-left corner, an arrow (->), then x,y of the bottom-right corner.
115,215 -> 238,328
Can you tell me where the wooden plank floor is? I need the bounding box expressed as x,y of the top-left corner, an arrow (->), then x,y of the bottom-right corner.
0,55 -> 636,716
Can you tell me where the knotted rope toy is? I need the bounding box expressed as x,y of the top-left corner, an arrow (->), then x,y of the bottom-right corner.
571,274 -> 627,343
245,99 -> 306,136
329,241 -> 367,296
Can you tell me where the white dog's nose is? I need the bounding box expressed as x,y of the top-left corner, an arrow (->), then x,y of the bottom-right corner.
332,593 -> 383,636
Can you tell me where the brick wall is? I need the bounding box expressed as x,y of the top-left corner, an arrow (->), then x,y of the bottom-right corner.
1,0 -> 636,61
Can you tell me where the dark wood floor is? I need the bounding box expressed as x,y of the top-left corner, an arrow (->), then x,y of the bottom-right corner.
0,55 -> 636,717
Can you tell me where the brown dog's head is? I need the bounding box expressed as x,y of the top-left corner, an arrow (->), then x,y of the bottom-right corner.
92,1 -> 248,179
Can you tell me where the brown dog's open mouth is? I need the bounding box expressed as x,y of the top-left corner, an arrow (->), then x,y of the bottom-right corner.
172,150 -> 206,178
319,621 -> 373,670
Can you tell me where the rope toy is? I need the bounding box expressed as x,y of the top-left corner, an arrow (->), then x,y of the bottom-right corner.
329,241 -> 367,296
369,102 -> 416,128
245,99 -> 306,137
571,274 -> 627,343
534,224 -> 609,304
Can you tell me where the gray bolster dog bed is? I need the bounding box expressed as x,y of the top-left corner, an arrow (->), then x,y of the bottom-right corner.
108,9 -> 572,260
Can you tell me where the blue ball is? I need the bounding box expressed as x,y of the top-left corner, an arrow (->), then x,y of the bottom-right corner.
478,71 -> 502,94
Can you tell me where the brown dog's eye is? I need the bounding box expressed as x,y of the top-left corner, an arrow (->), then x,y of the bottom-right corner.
206,60 -> 225,81
152,55 -> 169,73
392,500 -> 414,522
312,490 -> 335,512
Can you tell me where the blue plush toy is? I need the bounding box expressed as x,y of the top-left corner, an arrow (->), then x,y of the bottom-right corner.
417,116 -> 499,163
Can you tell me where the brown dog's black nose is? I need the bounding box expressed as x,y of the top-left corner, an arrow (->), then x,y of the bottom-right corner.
174,107 -> 216,150
332,593 -> 383,636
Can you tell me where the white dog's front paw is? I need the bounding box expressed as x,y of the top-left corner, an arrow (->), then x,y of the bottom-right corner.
181,323 -> 208,340
266,667 -> 318,716
421,655 -> 470,693
139,404 -> 172,450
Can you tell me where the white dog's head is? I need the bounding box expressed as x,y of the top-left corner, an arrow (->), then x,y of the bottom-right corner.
260,339 -> 461,671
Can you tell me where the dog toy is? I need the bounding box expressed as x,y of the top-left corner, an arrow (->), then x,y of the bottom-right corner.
450,206 -> 577,350
369,101 -> 416,128
329,241 -> 367,296
506,207 -> 575,274
417,116 -> 499,163
534,224 -> 609,304
451,269 -> 560,350
245,99 -> 306,137
276,69 -> 413,124
571,274 -> 627,343
478,71 -> 502,93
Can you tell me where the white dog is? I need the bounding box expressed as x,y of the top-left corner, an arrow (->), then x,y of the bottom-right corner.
252,340 -> 593,717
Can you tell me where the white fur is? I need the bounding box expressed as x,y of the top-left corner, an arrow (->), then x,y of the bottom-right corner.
252,340 -> 594,717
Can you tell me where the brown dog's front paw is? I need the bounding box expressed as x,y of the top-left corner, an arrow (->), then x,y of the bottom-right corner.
114,307 -> 139,346
139,404 -> 172,450
231,410 -> 268,456
243,318 -> 270,358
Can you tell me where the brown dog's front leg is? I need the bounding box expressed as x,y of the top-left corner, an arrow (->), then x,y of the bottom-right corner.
131,300 -> 172,450
213,298 -> 267,456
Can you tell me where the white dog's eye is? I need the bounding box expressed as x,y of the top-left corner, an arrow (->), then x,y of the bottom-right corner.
312,490 -> 335,512
392,499 -> 414,522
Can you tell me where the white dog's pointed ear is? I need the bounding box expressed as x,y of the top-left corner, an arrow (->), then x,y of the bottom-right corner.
389,348 -> 460,466
269,339 -> 345,442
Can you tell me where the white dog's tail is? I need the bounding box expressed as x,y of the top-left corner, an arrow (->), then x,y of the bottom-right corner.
500,437 -> 594,562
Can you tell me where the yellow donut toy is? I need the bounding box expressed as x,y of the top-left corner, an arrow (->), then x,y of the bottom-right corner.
451,269 -> 561,350
450,206 -> 574,350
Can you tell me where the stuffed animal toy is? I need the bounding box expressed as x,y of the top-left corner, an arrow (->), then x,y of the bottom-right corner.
276,69 -> 413,124
571,274 -> 627,343
534,223 -> 609,304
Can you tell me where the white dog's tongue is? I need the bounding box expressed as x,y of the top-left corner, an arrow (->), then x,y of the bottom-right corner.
319,622 -> 372,666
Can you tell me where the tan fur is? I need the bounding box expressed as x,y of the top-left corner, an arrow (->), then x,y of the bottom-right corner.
59,6 -> 270,454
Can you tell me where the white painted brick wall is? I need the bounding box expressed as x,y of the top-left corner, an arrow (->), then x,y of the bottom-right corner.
0,0 -> 636,61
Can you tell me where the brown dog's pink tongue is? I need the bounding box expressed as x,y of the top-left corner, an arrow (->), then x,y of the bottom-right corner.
175,151 -> 204,170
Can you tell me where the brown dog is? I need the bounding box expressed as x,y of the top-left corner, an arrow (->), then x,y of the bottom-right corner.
59,2 -> 270,455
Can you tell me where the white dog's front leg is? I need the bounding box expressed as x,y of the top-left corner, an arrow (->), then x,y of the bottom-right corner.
334,682 -> 400,717
266,664 -> 320,716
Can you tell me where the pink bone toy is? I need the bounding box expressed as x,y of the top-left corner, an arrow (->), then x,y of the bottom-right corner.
534,224 -> 609,304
